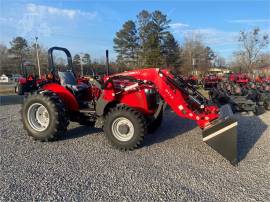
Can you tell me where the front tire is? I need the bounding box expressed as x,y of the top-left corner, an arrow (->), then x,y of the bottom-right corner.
22,91 -> 69,141
103,105 -> 147,150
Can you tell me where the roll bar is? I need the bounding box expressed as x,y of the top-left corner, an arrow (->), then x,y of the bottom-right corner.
48,47 -> 73,73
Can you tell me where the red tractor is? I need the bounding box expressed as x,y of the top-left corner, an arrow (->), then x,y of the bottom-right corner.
202,74 -> 221,89
21,47 -> 238,165
185,75 -> 199,87
15,61 -> 45,95
229,73 -> 250,85
255,75 -> 270,84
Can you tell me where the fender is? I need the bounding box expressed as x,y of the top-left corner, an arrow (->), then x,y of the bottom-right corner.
18,77 -> 27,85
42,83 -> 79,111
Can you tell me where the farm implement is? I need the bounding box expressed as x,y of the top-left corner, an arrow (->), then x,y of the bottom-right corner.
209,80 -> 270,114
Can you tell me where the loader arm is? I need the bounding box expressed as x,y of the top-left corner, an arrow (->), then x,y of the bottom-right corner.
111,68 -> 238,165
112,68 -> 219,129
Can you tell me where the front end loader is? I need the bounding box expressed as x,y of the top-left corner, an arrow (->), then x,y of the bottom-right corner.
21,47 -> 238,165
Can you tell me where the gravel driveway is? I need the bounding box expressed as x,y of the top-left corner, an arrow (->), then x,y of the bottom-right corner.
0,105 -> 269,201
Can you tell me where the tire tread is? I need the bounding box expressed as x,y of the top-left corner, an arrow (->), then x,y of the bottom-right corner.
104,105 -> 147,150
22,90 -> 69,141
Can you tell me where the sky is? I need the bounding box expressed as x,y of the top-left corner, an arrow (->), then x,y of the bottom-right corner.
0,0 -> 269,62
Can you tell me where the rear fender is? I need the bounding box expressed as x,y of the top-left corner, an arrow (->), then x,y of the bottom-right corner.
18,77 -> 27,85
42,83 -> 79,111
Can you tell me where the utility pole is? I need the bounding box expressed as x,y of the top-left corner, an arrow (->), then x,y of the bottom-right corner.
35,37 -> 41,78
80,53 -> 84,76
192,58 -> 196,75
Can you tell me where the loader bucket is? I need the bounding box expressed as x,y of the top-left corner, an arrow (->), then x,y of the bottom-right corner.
202,105 -> 238,165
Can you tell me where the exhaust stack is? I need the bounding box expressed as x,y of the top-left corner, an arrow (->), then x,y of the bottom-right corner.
106,49 -> 109,76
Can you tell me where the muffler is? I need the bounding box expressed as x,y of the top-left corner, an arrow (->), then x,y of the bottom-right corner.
202,105 -> 238,165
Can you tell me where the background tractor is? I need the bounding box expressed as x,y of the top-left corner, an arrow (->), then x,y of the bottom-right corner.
202,74 -> 221,89
15,61 -> 45,95
21,47 -> 239,165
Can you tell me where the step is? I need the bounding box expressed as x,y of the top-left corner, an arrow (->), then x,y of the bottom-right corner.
79,108 -> 96,113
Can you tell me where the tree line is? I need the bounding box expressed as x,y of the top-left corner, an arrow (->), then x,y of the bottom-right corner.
0,37 -> 96,76
114,10 -> 220,72
114,10 -> 269,73
0,36 -> 122,76
0,10 -> 269,76
0,37 -> 48,75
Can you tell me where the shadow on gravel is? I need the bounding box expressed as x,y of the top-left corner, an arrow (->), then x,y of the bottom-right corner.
57,109 -> 267,162
59,125 -> 103,140
144,110 -> 197,147
143,109 -> 268,163
237,114 -> 268,161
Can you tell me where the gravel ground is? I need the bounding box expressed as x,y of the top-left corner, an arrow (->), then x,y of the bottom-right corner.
0,104 -> 269,201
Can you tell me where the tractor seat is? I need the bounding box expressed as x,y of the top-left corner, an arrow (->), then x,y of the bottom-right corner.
66,82 -> 89,93
58,71 -> 89,94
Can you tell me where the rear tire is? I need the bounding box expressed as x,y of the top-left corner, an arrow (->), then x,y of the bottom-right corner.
22,91 -> 69,141
103,105 -> 147,150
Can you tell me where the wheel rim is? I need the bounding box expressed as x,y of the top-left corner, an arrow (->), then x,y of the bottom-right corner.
111,117 -> 134,142
27,103 -> 50,132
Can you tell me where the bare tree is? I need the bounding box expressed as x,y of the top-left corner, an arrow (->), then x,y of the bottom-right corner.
181,33 -> 215,74
28,43 -> 49,74
214,54 -> 226,67
234,28 -> 269,72
257,52 -> 270,67
0,44 -> 10,74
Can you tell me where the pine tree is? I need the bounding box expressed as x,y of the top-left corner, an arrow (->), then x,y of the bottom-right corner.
113,20 -> 139,67
162,32 -> 181,68
137,10 -> 171,67
114,10 -> 181,68
152,10 -> 171,43
137,10 -> 152,66
9,36 -> 29,71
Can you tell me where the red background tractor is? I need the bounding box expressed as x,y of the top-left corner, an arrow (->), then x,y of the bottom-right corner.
15,61 -> 45,95
202,74 -> 221,89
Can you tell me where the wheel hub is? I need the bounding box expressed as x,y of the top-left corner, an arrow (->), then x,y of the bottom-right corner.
27,103 -> 50,132
118,124 -> 130,134
111,117 -> 134,142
